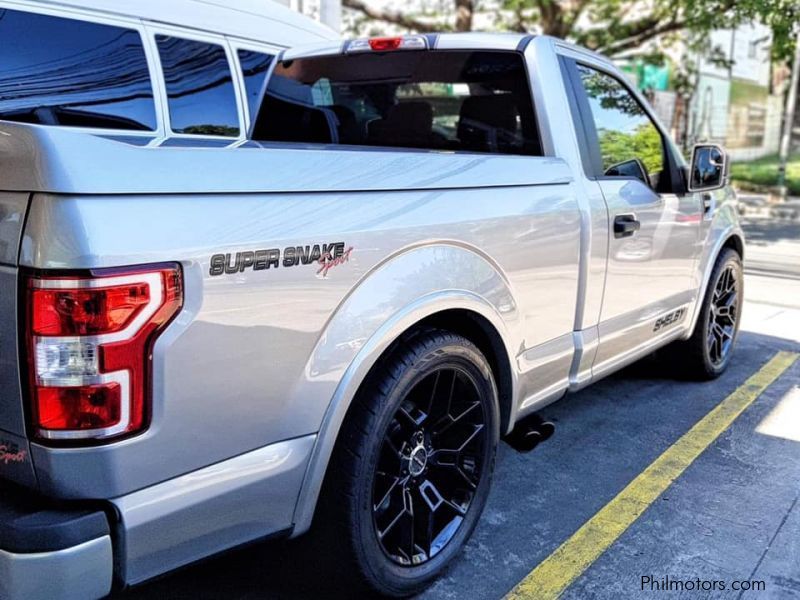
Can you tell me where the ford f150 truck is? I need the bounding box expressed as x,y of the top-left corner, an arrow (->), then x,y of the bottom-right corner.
0,31 -> 743,599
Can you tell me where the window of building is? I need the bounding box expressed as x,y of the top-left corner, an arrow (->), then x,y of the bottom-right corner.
156,35 -> 240,136
0,8 -> 156,131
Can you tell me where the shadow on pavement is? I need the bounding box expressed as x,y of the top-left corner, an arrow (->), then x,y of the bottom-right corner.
740,218 -> 800,247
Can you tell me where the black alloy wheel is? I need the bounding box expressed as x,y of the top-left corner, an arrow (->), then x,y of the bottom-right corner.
373,366 -> 488,566
666,247 -> 743,379
707,263 -> 739,367
317,329 -> 499,597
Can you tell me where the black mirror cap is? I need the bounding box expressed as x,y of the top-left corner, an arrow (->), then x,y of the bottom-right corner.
688,143 -> 730,193
604,157 -> 650,186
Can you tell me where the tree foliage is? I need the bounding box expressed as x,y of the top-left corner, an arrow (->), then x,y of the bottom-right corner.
577,66 -> 664,173
599,125 -> 664,174
342,0 -> 799,61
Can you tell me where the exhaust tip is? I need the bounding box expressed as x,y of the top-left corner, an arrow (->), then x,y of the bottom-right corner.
505,413 -> 555,453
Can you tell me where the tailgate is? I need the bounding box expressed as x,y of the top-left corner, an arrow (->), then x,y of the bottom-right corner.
0,192 -> 35,488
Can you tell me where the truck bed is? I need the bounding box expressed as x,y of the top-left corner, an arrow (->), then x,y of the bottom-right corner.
0,121 -> 578,496
0,122 -> 571,195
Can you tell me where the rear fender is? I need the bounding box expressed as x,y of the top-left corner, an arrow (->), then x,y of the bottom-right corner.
291,243 -> 520,536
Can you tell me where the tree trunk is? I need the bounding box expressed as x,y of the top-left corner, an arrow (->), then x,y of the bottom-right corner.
535,0 -> 569,39
455,0 -> 474,32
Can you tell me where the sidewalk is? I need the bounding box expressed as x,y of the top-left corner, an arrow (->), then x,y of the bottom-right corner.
741,216 -> 800,354
741,217 -> 800,280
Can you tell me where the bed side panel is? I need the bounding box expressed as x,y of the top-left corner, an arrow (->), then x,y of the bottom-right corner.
0,192 -> 36,488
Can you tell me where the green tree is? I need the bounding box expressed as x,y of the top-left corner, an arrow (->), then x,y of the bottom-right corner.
342,0 -> 799,61
599,124 -> 664,173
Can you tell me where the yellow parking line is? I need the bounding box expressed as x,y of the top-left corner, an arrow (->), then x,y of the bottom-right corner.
506,351 -> 799,600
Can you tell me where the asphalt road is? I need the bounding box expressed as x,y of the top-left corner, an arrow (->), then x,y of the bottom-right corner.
126,217 -> 800,599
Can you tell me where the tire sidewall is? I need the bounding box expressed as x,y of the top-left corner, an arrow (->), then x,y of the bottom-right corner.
352,340 -> 500,596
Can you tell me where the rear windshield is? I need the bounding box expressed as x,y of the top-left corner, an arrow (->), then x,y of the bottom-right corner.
252,50 -> 541,155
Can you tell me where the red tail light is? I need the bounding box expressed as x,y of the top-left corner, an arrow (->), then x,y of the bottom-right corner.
369,37 -> 403,51
32,283 -> 151,336
348,35 -> 428,54
25,265 -> 182,443
36,384 -> 122,431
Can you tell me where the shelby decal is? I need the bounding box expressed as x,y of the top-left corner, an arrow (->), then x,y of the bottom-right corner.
210,243 -> 352,277
0,442 -> 26,465
653,307 -> 686,332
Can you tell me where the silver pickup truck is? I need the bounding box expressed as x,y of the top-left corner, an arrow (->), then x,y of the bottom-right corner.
0,30 -> 743,600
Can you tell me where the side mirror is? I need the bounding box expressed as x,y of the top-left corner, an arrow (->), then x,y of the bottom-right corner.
688,144 -> 728,192
604,158 -> 650,186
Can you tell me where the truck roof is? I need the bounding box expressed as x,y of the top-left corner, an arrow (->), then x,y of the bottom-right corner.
282,32 -> 530,60
18,0 -> 339,46
281,32 -> 614,68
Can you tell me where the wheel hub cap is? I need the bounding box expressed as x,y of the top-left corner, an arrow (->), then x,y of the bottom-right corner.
407,443 -> 428,477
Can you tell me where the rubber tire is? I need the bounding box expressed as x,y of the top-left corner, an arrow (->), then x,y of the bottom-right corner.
668,248 -> 743,380
316,329 -> 500,597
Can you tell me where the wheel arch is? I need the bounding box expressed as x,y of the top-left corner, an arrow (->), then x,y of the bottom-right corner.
685,229 -> 745,339
406,308 -> 515,435
722,232 -> 744,259
291,294 -> 519,538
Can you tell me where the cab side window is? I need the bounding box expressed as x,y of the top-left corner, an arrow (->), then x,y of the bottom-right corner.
575,63 -> 665,188
156,35 -> 240,136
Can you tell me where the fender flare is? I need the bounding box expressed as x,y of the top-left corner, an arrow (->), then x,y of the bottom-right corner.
684,228 -> 745,339
290,289 -> 518,537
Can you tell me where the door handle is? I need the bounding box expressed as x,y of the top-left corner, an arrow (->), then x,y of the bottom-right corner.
614,214 -> 640,238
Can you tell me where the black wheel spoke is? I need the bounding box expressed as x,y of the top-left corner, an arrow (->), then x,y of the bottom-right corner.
427,370 -> 457,425
384,435 -> 404,461
429,448 -> 459,468
413,485 -> 436,558
399,488 -> 416,561
435,422 -> 484,454
374,475 -> 402,513
376,487 -> 409,540
397,401 -> 426,430
432,400 -> 481,438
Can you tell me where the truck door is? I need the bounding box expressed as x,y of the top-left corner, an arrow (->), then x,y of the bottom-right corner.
564,60 -> 700,376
